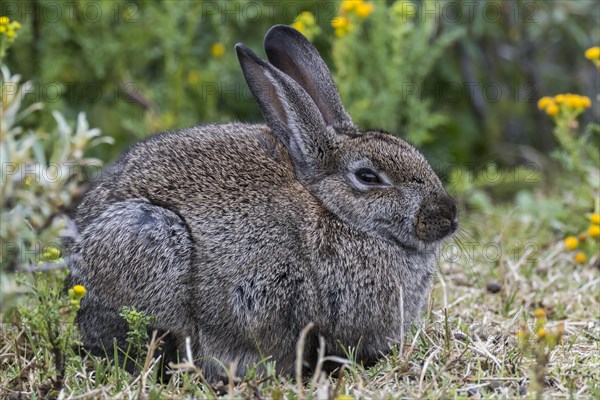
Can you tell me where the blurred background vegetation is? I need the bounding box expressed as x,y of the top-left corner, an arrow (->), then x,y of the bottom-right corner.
3,0 -> 598,166
1,2 -> 599,397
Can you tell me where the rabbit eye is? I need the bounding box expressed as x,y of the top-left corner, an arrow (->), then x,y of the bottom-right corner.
355,168 -> 382,185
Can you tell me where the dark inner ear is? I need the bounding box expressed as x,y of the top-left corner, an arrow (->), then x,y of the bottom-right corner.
264,25 -> 354,131
265,50 -> 336,125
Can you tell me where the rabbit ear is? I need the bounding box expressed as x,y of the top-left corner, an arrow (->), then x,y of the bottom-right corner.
264,25 -> 356,134
236,43 -> 333,180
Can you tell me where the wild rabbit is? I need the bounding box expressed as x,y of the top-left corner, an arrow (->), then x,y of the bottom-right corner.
66,24 -> 457,380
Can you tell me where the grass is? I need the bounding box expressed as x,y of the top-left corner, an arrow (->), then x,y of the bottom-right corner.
1,198 -> 599,399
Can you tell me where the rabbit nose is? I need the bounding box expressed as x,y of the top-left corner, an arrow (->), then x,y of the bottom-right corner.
438,194 -> 458,223
416,194 -> 458,242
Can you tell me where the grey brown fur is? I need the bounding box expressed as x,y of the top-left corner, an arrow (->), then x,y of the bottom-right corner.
66,25 -> 457,380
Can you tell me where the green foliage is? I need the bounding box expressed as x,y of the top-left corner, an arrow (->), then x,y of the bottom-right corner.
14,270 -> 82,396
119,305 -> 156,365
0,65 -> 112,313
332,0 -> 465,145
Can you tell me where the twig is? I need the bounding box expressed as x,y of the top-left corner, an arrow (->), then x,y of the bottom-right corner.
295,322 -> 315,399
309,335 -> 326,388
227,359 -> 239,400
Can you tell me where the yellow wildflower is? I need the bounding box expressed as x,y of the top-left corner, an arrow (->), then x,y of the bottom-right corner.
591,213 -> 600,225
536,328 -> 548,339
564,236 -> 579,250
534,308 -> 546,319
564,95 -> 578,108
336,395 -> 354,400
73,285 -> 87,299
550,94 -> 591,110
537,96 -> 554,110
340,0 -> 360,13
10,21 -> 21,30
291,11 -> 320,41
0,16 -> 9,25
210,43 -> 225,58
291,20 -> 305,34
0,26 -> 5,33
332,16 -> 349,29
563,94 -> 591,109
42,246 -> 61,261
546,103 -> 559,116
332,16 -> 350,37
554,94 -> 567,104
355,1 -> 375,19
588,224 -> 600,238
574,251 -> 587,264
585,46 -> 600,61
580,96 -> 591,108
6,29 -> 14,38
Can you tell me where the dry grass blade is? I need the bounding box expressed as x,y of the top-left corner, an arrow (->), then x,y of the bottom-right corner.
295,322 -> 314,399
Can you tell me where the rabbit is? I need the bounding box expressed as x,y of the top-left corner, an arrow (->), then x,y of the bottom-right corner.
65,24 -> 458,381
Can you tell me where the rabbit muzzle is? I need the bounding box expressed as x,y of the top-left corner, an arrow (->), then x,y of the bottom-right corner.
416,194 -> 458,243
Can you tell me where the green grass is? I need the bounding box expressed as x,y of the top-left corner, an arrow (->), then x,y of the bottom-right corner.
1,199 -> 599,399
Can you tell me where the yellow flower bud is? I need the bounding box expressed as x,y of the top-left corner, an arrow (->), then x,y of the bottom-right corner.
534,308 -> 546,319
574,251 -> 587,264
585,46 -> 600,61
210,43 -> 225,58
296,11 -> 316,26
591,213 -> 600,225
10,21 -> 21,30
291,20 -> 306,35
554,94 -> 567,104
0,16 -> 9,25
546,103 -> 559,116
564,236 -> 579,250
340,0 -> 359,13
537,328 -> 548,339
355,2 -> 375,18
72,285 -> 87,299
42,246 -> 61,261
537,96 -> 554,110
588,224 -> 600,238
565,95 -> 578,108
332,16 -> 350,29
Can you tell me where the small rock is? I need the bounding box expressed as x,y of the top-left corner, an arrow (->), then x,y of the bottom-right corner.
486,280 -> 501,293
489,380 -> 502,390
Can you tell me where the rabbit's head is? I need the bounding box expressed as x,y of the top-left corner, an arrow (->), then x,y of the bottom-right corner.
237,25 -> 457,251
